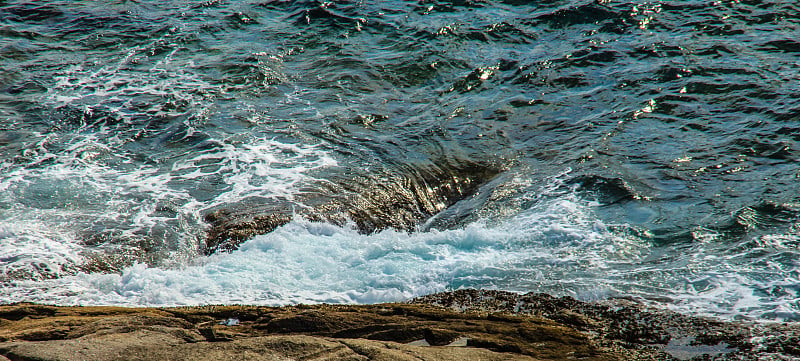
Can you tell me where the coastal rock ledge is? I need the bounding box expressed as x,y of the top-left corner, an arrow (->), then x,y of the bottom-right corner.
0,290 -> 797,361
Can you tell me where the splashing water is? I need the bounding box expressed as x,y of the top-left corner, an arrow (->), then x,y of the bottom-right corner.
1,0 -> 799,322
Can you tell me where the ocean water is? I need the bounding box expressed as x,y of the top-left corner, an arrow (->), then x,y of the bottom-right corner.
1,0 -> 798,321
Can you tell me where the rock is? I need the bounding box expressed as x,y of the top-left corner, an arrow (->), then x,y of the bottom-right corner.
0,333 -> 539,361
336,337 -> 535,361
0,299 -> 611,361
203,204 -> 295,253
1,290 -> 798,360
1,329 -> 189,361
410,289 -> 800,360
422,328 -> 462,346
202,158 -> 504,254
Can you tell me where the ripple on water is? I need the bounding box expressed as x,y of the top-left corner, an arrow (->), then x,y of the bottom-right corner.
0,0 -> 798,320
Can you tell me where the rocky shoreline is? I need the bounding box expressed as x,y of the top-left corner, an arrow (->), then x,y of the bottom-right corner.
0,290 -> 797,361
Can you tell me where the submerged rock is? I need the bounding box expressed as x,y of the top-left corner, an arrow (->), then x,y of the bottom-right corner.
202,158 -> 504,254
1,290 -> 798,360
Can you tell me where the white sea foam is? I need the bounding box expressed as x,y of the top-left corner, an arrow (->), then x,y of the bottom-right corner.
0,222 -> 85,281
3,37 -> 799,317
0,180 -> 653,307
3,156 -> 799,321
658,232 -> 800,321
0,211 -> 585,306
0,25 -> 332,280
0,132 -> 336,280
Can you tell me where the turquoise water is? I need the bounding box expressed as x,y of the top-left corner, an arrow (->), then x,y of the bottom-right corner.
1,0 -> 798,321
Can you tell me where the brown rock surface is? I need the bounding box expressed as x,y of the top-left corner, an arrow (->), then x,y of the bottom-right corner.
1,332 -> 547,361
0,290 -> 798,360
0,300 -> 613,361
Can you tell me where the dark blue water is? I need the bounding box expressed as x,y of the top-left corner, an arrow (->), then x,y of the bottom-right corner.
1,0 -> 798,320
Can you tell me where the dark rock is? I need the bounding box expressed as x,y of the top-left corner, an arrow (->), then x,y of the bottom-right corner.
353,326 -> 427,343
265,310 -> 343,333
0,304 -> 56,321
198,326 -> 233,342
423,328 -> 462,346
203,204 -> 295,253
203,158 -> 504,254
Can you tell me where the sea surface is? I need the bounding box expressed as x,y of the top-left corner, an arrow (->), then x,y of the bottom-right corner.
1,0 -> 798,321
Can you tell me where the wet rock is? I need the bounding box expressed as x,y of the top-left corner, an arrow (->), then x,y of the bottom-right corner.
203,203 -> 295,253
411,289 -> 800,360
203,158 -> 503,254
